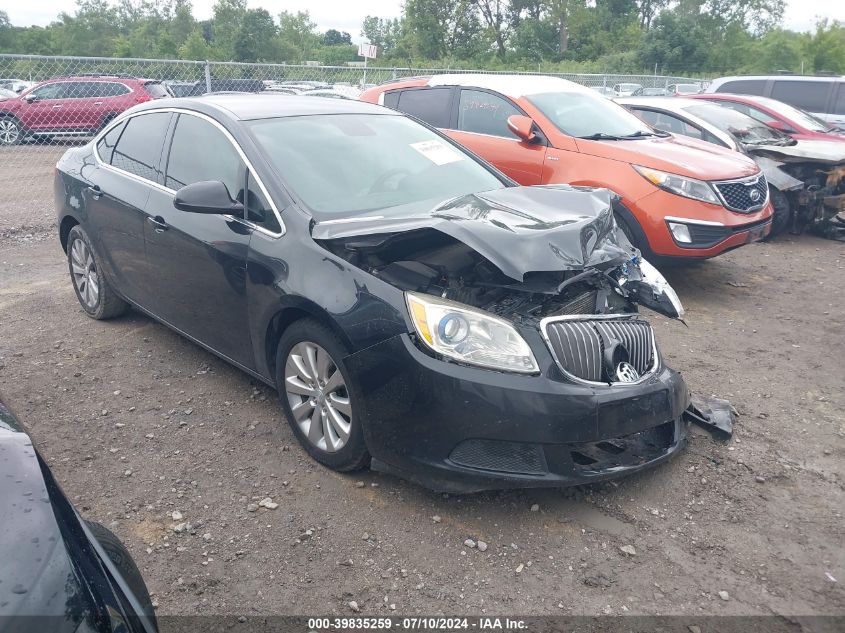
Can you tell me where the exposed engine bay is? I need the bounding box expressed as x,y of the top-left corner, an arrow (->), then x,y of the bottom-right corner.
751,145 -> 845,241
318,227 -> 678,325
313,185 -> 685,325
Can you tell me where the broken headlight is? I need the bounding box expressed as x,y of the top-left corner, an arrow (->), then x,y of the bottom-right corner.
406,292 -> 539,374
634,165 -> 720,205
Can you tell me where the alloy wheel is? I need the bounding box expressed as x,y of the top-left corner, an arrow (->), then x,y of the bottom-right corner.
70,237 -> 99,309
283,341 -> 352,453
0,119 -> 21,145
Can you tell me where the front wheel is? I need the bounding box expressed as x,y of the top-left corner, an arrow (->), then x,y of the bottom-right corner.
275,319 -> 369,472
67,225 -> 129,319
0,117 -> 23,145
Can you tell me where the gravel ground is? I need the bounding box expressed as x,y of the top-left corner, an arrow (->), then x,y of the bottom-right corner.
0,150 -> 843,619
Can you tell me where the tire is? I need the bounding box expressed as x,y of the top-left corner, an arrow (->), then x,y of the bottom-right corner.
85,521 -> 156,621
0,116 -> 23,146
66,225 -> 129,319
275,319 -> 370,472
767,186 -> 791,237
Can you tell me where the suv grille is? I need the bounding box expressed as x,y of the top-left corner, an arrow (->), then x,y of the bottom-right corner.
714,174 -> 768,213
542,317 -> 655,384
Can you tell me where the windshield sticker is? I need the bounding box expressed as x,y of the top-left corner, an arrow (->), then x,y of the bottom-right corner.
410,140 -> 464,166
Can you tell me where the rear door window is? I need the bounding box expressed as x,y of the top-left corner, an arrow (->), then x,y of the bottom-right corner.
718,79 -> 767,96
110,112 -> 172,183
97,82 -> 130,97
396,88 -> 453,128
457,89 -> 521,139
771,81 -> 831,112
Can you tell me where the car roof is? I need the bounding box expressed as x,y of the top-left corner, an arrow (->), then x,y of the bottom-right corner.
711,75 -> 844,84
425,74 -> 594,98
132,93 -> 392,121
616,96 -> 705,114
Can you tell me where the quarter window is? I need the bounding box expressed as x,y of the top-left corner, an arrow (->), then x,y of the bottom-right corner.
396,88 -> 453,128
245,172 -> 280,233
96,120 -> 126,164
771,81 -> 830,112
165,114 -> 244,202
110,112 -> 172,182
457,89 -> 521,139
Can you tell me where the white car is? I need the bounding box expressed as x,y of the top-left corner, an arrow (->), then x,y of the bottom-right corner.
613,82 -> 643,97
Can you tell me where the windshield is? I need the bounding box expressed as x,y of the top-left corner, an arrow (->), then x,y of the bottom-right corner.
528,90 -> 657,138
754,97 -> 831,132
249,114 -> 505,216
685,104 -> 792,145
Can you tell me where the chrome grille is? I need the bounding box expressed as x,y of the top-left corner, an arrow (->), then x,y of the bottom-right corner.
714,174 -> 768,213
542,317 -> 656,384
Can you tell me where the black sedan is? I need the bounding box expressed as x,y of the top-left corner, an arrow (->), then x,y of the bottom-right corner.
0,398 -> 157,632
55,94 -> 691,492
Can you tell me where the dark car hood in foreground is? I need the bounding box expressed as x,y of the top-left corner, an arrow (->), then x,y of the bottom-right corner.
312,185 -> 631,281
0,402 -> 88,632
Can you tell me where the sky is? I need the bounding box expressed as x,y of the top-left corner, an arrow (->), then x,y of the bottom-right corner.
4,0 -> 844,39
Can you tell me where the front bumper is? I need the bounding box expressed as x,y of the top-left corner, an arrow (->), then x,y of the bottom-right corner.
345,334 -> 690,492
630,189 -> 774,258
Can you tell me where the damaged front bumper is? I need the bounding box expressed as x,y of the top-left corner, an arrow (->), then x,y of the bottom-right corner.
345,333 -> 691,493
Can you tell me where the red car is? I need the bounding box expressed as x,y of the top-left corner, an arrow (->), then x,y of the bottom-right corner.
0,75 -> 168,145
688,93 -> 845,143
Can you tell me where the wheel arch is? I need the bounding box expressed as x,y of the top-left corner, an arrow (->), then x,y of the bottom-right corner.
264,300 -> 355,381
59,215 -> 80,253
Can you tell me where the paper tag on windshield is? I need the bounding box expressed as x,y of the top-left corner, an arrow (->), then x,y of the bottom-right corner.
410,140 -> 464,166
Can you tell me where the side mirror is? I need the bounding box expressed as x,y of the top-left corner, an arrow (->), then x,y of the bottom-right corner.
507,114 -> 538,143
23,93 -> 38,103
173,181 -> 244,215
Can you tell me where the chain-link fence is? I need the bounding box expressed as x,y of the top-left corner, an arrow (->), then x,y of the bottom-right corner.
0,53 -> 706,239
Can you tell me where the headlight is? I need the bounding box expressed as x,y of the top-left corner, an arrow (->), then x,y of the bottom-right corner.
634,165 -> 720,205
406,292 -> 539,374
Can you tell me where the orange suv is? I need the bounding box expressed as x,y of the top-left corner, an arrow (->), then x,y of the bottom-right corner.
361,75 -> 774,259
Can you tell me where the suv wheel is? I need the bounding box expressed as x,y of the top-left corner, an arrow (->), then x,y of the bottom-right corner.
67,225 -> 129,319
275,319 -> 369,472
0,117 -> 23,145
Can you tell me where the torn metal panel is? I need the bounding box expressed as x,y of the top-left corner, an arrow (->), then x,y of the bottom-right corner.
752,155 -> 804,191
683,396 -> 735,440
749,139 -> 845,165
312,185 -> 634,281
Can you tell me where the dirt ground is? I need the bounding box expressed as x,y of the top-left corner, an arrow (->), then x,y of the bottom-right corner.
0,147 -> 843,620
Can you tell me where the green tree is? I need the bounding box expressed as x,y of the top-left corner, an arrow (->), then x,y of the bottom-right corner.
211,0 -> 247,59
178,26 -> 213,60
233,8 -> 278,61
323,29 -> 352,46
278,10 -> 319,61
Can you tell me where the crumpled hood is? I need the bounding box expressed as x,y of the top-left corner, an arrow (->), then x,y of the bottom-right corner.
747,138 -> 845,165
311,185 -> 634,281
574,134 -> 760,181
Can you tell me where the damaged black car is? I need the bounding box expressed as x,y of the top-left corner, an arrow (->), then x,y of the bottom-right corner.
55,94 -> 699,492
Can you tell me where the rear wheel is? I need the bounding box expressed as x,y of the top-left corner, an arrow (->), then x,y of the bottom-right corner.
67,225 -> 129,319
0,116 -> 23,145
275,319 -> 369,472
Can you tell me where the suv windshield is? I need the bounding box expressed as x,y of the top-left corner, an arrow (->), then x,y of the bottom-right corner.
528,91 -> 657,139
249,114 -> 505,216
685,104 -> 793,146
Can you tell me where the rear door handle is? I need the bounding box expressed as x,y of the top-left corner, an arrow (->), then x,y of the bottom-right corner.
87,185 -> 102,200
51,104 -> 62,109
94,101 -> 103,105
147,216 -> 168,232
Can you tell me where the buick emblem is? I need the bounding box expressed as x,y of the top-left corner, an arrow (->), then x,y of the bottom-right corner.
615,362 -> 640,383
749,188 -> 761,202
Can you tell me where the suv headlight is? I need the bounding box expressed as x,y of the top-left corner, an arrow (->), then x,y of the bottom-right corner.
406,292 -> 539,374
634,165 -> 720,205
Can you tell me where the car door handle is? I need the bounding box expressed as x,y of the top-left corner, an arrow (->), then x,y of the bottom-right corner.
87,185 -> 102,200
52,104 -> 62,109
94,101 -> 103,105
147,216 -> 168,232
